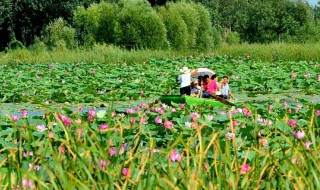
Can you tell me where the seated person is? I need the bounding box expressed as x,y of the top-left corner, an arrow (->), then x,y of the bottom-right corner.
200,75 -> 208,91
219,76 -> 235,100
190,79 -> 202,98
202,74 -> 218,98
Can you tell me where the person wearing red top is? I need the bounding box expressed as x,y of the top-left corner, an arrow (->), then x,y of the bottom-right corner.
202,74 -> 218,98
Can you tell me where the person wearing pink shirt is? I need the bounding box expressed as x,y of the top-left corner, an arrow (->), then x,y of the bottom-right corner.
202,74 -> 218,98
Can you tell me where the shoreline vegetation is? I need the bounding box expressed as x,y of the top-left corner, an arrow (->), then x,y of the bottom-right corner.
1,43 -> 320,64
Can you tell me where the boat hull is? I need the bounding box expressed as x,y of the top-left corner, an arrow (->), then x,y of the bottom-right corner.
160,95 -> 238,107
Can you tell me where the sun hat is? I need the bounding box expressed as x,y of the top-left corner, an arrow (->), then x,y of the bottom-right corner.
180,66 -> 190,73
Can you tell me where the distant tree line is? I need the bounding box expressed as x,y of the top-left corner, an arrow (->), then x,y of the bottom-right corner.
0,0 -> 319,51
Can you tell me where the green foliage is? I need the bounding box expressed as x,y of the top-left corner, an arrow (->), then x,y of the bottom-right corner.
158,3 -> 188,50
45,18 -> 76,50
114,0 -> 169,49
193,3 -> 214,50
226,31 -> 240,45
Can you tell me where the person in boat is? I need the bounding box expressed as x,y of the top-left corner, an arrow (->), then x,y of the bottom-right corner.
202,74 -> 218,98
200,75 -> 208,91
190,79 -> 202,98
219,76 -> 235,100
177,66 -> 198,95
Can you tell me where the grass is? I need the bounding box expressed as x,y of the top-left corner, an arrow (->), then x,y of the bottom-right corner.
1,43 -> 320,65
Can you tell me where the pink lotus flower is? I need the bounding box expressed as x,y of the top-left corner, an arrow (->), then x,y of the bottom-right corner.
295,131 -> 305,139
36,75 -> 40,79
75,118 -> 82,124
126,109 -> 134,114
291,72 -> 296,78
283,101 -> 287,109
61,116 -> 71,126
288,108 -> 292,113
171,108 -> 176,112
33,165 -> 40,171
122,168 -> 129,177
179,104 -> 185,109
288,119 -> 296,127
220,111 -> 226,115
292,130 -> 297,136
162,103 -> 168,109
243,108 -> 248,114
164,121 -> 174,129
226,133 -> 235,140
232,120 -> 238,126
189,112 -> 200,121
259,139 -> 268,147
245,112 -> 251,117
100,123 -> 108,131
170,149 -> 181,162
157,108 -> 165,114
11,115 -> 19,121
130,117 -> 136,124
111,111 -> 116,117
141,102 -> 147,108
155,117 -> 162,124
316,110 -> 320,116
134,106 -> 140,111
304,73 -> 311,78
208,114 -> 214,121
109,148 -> 116,156
75,129 -> 83,136
318,75 -> 320,82
295,105 -> 302,113
36,124 -> 48,132
140,117 -> 147,125
22,179 -> 34,189
145,110 -> 151,114
119,143 -> 128,154
88,110 -> 96,117
100,159 -> 106,169
22,109 -> 28,118
78,106 -> 83,111
140,91 -> 144,95
90,70 -> 96,74
240,163 -> 251,174
304,141 -> 313,149
269,105 -> 274,111
49,131 -> 54,138
58,145 -> 65,153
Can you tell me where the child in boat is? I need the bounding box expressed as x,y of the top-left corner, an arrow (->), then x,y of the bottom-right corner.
190,79 -> 202,98
219,76 -> 235,100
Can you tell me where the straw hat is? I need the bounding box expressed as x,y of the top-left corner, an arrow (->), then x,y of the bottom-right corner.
180,66 -> 190,73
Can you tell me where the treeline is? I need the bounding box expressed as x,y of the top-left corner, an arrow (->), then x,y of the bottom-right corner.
0,0 -> 319,52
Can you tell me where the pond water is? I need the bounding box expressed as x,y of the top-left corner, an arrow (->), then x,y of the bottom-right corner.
0,91 -> 318,117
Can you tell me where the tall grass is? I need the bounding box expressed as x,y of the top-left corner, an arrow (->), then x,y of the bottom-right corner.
1,43 -> 320,65
214,43 -> 320,62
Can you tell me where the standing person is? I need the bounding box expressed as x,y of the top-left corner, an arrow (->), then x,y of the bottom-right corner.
220,76 -> 235,100
177,67 -> 198,95
202,74 -> 218,98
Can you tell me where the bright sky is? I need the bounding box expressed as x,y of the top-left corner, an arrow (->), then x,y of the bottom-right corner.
308,0 -> 319,6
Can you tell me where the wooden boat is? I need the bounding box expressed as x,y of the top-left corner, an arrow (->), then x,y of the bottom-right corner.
160,95 -> 238,107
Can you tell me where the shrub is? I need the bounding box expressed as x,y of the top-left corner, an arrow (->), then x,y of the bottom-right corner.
226,31 -> 240,44
45,18 -> 76,49
158,3 -> 188,50
193,3 -> 214,50
114,0 -> 168,50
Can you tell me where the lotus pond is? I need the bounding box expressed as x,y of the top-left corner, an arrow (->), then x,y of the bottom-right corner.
0,56 -> 319,189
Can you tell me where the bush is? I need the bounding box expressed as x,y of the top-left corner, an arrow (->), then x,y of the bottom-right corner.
114,0 -> 168,50
226,31 -> 240,44
158,3 -> 188,50
193,3 -> 214,50
73,2 -> 119,46
45,18 -> 76,49
175,2 -> 200,49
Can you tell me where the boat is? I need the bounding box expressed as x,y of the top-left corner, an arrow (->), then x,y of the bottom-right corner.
160,95 -> 238,107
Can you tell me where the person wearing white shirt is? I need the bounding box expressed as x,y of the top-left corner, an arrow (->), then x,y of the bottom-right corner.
177,66 -> 198,95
